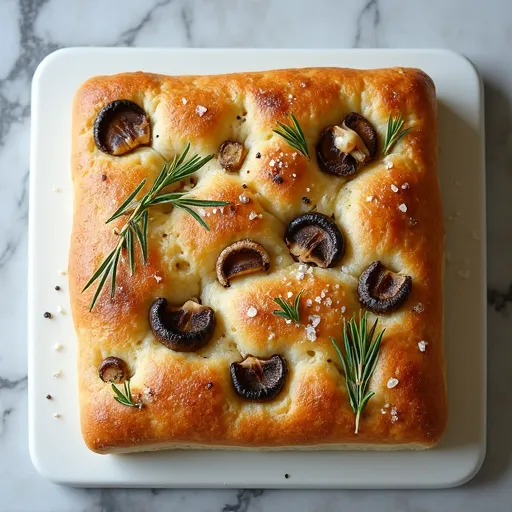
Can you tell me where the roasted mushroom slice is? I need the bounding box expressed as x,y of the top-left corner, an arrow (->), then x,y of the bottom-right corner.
357,261 -> 412,313
343,112 -> 378,159
98,357 -> 128,384
230,355 -> 287,401
285,212 -> 344,268
316,112 -> 377,177
216,239 -> 270,287
218,141 -> 246,171
149,298 -> 216,352
94,100 -> 151,156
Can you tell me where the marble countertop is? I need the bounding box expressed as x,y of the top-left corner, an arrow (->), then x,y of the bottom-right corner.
1,0 -> 511,510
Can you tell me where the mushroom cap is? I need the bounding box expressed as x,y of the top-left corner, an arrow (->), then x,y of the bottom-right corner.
285,212 -> 344,268
149,298 -> 216,352
93,99 -> 151,156
98,357 -> 128,383
230,355 -> 287,401
218,140 -> 246,171
316,126 -> 358,177
216,239 -> 270,287
357,261 -> 412,313
343,112 -> 378,158
316,113 -> 377,177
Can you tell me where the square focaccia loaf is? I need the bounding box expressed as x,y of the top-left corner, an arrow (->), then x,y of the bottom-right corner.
70,68 -> 446,454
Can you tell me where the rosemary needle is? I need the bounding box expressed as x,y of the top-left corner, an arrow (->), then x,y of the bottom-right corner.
273,114 -> 310,159
273,290 -> 303,323
382,114 -> 410,156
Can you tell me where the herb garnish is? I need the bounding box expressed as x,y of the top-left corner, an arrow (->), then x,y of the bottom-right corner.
273,290 -> 303,323
330,312 -> 385,434
273,114 -> 310,159
112,380 -> 141,408
382,114 -> 410,156
82,143 -> 229,311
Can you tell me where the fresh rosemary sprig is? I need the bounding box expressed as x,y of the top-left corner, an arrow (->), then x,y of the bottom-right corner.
273,114 -> 310,159
82,143 -> 229,311
330,312 -> 385,434
273,290 -> 303,323
382,113 -> 410,156
112,380 -> 141,408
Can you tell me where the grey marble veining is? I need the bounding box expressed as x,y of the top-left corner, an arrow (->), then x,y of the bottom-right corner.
1,0 -> 511,510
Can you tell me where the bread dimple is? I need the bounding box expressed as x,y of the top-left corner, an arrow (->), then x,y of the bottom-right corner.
70,67 -> 445,453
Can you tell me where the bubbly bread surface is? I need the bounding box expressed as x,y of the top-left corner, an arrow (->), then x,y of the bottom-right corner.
70,67 -> 446,454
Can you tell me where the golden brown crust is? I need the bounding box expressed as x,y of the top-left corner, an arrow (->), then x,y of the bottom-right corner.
70,67 -> 445,453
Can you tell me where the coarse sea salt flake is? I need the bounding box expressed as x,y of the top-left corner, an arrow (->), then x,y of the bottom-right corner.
287,291 -> 293,299
269,159 -> 275,167
196,105 -> 207,116
366,195 -> 374,202
306,299 -> 313,307
401,182 -> 410,190
418,340 -> 428,352
238,194 -> 250,204
308,315 -> 321,328
182,97 -> 188,104
391,184 -> 399,193
341,306 -> 346,313
247,306 -> 258,317
305,325 -> 317,342
398,203 -> 408,212
387,378 -> 399,389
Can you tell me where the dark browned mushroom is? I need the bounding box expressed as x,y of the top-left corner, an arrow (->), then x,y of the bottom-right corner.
218,141 -> 246,171
216,239 -> 270,287
357,261 -> 412,313
98,357 -> 128,383
230,355 -> 287,401
343,112 -> 378,159
149,298 -> 216,352
316,112 -> 377,177
285,212 -> 344,268
94,100 -> 151,156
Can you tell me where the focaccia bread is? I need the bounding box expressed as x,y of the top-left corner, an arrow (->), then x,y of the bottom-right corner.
70,67 -> 446,454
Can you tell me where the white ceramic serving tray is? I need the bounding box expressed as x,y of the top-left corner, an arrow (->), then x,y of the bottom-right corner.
28,48 -> 486,488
